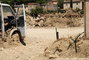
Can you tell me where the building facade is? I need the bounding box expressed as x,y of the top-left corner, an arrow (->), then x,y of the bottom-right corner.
14,3 -> 40,12
63,0 -> 83,10
28,3 -> 40,12
41,0 -> 58,11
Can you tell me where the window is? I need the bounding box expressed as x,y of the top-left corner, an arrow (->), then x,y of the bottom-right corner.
17,5 -> 24,27
76,3 -> 78,5
66,3 -> 68,6
3,6 -> 14,19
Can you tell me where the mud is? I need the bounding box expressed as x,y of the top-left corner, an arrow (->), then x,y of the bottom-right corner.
44,37 -> 89,59
26,10 -> 84,28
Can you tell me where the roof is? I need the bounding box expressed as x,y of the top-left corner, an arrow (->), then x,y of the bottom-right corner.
28,3 -> 39,5
64,0 -> 82,3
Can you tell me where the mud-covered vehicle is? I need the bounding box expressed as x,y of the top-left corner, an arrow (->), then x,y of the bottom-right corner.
0,3 -> 26,46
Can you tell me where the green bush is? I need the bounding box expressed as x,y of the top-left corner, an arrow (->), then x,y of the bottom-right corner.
30,7 -> 44,17
36,7 -> 43,14
30,7 -> 59,17
80,10 -> 84,14
43,11 -> 47,14
30,9 -> 38,17
47,10 -> 57,13
76,9 -> 84,14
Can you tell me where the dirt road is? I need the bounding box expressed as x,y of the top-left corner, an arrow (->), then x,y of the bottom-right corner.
0,27 -> 84,60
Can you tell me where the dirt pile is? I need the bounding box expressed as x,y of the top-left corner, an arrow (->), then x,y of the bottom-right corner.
26,15 -> 46,27
0,29 -> 22,49
0,38 -> 21,49
44,37 -> 89,59
64,8 -> 82,18
26,9 -> 84,28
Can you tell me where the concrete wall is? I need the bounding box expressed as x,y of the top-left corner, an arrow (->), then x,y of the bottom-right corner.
28,5 -> 40,12
47,2 -> 57,10
73,1 -> 82,9
84,0 -> 89,38
64,3 -> 70,9
14,5 -> 40,13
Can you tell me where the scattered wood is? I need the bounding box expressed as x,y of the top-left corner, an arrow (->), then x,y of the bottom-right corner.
70,32 -> 84,53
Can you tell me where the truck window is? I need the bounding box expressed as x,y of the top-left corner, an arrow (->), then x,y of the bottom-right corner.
17,7 -> 23,16
3,6 -> 14,19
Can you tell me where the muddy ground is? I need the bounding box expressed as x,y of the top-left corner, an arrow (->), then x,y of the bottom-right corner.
0,9 -> 86,60
0,10 -> 84,48
44,37 -> 89,59
0,27 -> 84,60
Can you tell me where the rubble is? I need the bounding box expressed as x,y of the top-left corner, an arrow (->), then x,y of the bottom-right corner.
26,10 -> 84,28
0,29 -> 22,49
44,37 -> 89,58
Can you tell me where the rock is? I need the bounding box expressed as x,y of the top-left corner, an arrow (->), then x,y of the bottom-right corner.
0,47 -> 4,51
38,20 -> 44,27
33,24 -> 39,27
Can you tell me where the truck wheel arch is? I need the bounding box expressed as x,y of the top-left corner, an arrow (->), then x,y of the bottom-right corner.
10,28 -> 26,46
10,28 -> 21,38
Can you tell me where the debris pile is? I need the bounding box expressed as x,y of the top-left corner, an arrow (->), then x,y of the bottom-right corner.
44,37 -> 89,58
26,9 -> 84,28
0,29 -> 21,49
64,8 -> 82,18
26,15 -> 46,27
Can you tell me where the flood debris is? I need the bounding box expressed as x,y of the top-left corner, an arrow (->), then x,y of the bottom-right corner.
26,9 -> 84,28
44,33 -> 89,59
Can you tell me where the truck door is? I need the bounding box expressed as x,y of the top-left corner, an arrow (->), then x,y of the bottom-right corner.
0,5 -> 5,39
16,4 -> 26,38
0,5 -> 1,31
0,5 -> 2,35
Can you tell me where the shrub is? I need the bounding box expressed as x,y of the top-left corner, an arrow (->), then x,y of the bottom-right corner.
47,10 -> 57,13
76,9 -> 84,14
79,10 -> 84,14
30,7 -> 44,17
36,7 -> 43,14
30,9 -> 38,17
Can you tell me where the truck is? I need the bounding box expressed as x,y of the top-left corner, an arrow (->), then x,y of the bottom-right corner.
0,3 -> 26,46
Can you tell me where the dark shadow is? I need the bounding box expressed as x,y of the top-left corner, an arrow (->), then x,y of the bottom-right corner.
19,33 -> 26,46
13,31 -> 26,46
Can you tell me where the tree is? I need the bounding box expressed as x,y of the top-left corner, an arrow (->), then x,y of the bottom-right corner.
35,0 -> 47,4
2,0 -> 47,5
57,0 -> 64,9
2,0 -> 15,8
